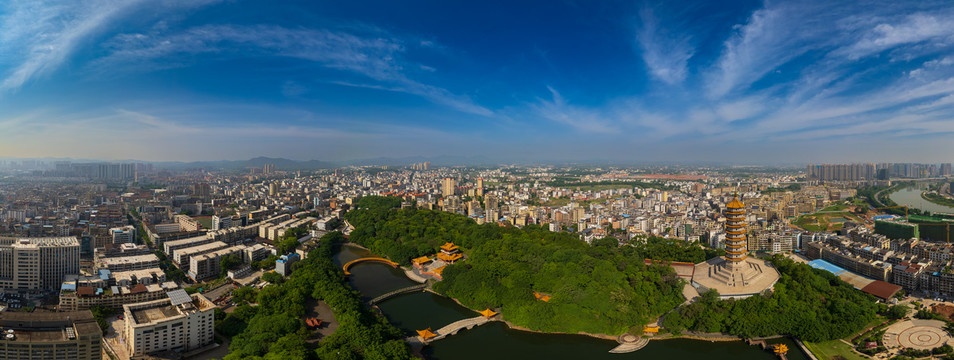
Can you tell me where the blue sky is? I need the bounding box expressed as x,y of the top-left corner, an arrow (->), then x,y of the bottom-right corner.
2,0 -> 954,164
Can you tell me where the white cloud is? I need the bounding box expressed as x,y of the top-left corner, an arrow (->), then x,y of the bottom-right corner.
0,0 -> 147,92
840,13 -> 954,60
635,7 -> 694,85
92,24 -> 493,116
531,87 -> 616,133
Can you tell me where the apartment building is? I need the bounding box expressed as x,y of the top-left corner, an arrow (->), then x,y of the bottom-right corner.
0,237 -> 80,291
123,291 -> 215,356
0,311 -> 102,360
97,254 -> 160,272
187,245 -> 246,281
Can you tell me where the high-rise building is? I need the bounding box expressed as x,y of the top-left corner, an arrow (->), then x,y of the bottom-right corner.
268,183 -> 278,196
212,215 -> 232,231
476,177 -> 484,189
0,311 -> 103,360
441,178 -> 456,197
0,237 -> 80,291
942,163 -> 953,176
806,163 -> 877,181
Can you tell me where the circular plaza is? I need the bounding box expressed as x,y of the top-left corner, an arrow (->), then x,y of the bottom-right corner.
883,319 -> 953,350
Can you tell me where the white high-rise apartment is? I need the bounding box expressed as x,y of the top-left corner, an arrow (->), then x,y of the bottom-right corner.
0,237 -> 80,291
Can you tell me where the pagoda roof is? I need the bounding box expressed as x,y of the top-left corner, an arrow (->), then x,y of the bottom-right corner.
417,328 -> 437,339
440,242 -> 459,251
437,252 -> 463,262
727,194 -> 745,209
479,309 -> 497,318
412,256 -> 432,264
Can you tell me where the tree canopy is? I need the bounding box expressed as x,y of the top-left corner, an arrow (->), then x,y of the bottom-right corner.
662,255 -> 880,342
219,231 -> 414,360
346,196 -> 697,335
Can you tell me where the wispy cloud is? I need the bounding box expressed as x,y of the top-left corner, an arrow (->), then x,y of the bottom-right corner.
635,7 -> 694,85
0,0 -> 146,92
530,87 -> 616,133
0,0 -> 221,93
92,24 -> 493,117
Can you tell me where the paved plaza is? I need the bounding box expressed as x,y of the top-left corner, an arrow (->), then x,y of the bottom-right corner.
883,319 -> 953,350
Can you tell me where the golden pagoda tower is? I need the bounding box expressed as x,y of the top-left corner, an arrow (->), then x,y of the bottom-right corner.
724,194 -> 748,264
690,193 -> 779,298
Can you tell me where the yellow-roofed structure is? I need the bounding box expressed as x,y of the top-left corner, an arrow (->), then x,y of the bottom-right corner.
479,309 -> 497,318
417,328 -> 437,340
437,252 -> 463,262
412,256 -> 432,264
773,344 -> 788,355
440,242 -> 459,253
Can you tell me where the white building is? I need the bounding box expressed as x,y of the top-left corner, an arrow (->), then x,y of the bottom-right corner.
0,237 -> 80,291
123,290 -> 215,356
110,225 -> 137,244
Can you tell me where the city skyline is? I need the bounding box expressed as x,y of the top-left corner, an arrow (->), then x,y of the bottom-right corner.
3,0 -> 954,163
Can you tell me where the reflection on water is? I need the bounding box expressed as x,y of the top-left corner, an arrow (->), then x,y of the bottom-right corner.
335,244 -> 806,360
889,185 -> 954,215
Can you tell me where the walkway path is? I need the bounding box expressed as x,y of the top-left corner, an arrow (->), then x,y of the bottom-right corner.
431,316 -> 491,341
609,334 -> 650,353
403,268 -> 429,283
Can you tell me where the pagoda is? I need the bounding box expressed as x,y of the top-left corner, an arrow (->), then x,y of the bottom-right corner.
690,194 -> 780,298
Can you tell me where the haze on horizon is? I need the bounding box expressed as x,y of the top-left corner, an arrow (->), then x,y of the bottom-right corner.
2,0 -> 954,164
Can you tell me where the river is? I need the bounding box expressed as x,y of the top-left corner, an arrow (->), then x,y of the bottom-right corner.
333,244 -> 808,360
888,184 -> 954,215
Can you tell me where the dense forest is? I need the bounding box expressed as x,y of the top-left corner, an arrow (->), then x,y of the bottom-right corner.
218,231 -> 414,360
347,196 -> 883,341
347,196 -> 709,335
662,255 -> 880,342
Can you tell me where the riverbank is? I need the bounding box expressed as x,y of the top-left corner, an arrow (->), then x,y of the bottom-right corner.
422,286 -> 623,341
341,244 -> 807,360
921,191 -> 954,210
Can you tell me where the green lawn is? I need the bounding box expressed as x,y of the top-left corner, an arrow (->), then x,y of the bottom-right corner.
793,210 -> 862,232
195,217 -> 213,229
804,340 -> 868,360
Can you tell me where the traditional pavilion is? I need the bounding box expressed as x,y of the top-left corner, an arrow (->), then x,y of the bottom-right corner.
412,256 -> 433,270
479,309 -> 498,318
426,265 -> 446,279
533,291 -> 551,302
417,328 -> 437,341
437,242 -> 463,263
691,194 -> 780,298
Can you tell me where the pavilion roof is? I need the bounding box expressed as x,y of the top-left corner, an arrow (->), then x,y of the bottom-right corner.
417,328 -> 437,339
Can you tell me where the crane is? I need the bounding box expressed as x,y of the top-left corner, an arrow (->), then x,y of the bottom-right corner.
876,206 -> 908,221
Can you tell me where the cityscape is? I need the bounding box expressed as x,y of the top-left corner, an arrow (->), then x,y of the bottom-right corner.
2,1 -> 954,360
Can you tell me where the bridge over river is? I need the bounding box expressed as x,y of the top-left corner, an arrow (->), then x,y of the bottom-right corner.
406,315 -> 494,346
342,257 -> 398,275
370,284 -> 427,305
